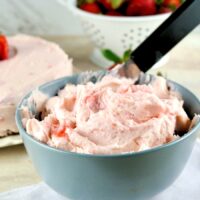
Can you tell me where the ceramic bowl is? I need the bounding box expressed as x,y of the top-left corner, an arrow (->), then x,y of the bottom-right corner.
16,74 -> 200,200
64,0 -> 171,67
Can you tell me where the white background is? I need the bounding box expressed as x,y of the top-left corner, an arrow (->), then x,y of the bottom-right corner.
0,0 -> 83,35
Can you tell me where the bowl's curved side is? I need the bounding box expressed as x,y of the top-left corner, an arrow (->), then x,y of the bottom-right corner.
16,77 -> 200,200
19,127 -> 198,200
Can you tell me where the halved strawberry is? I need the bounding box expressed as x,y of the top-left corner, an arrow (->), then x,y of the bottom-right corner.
80,2 -> 101,14
126,0 -> 157,16
0,35 -> 9,60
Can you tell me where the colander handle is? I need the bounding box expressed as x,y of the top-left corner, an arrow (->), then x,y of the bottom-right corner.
131,0 -> 200,72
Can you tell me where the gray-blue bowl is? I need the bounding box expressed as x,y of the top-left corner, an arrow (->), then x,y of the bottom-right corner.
15,75 -> 200,200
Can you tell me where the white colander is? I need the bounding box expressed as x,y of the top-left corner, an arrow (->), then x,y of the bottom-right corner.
62,0 -> 171,67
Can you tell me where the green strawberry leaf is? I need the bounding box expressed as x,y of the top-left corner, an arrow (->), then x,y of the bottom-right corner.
122,49 -> 132,62
155,0 -> 164,5
168,4 -> 177,11
77,0 -> 86,7
86,0 -> 96,3
77,0 -> 95,6
101,49 -> 122,63
111,0 -> 123,9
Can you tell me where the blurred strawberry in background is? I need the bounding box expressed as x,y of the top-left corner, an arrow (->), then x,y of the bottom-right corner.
0,35 -> 9,61
126,0 -> 156,16
106,10 -> 123,16
158,6 -> 172,13
80,1 -> 101,14
163,0 -> 181,10
98,0 -> 113,10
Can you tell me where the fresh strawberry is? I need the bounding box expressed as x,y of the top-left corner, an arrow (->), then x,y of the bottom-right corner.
50,119 -> 76,138
80,2 -> 101,14
54,126 -> 66,137
126,0 -> 157,16
163,0 -> 181,10
158,6 -> 172,13
106,10 -> 123,16
0,35 -> 9,60
98,0 -> 112,10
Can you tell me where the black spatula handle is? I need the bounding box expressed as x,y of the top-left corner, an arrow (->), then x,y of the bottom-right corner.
131,0 -> 200,72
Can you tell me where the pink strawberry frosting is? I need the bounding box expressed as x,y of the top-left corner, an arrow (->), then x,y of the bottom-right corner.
0,34 -> 72,136
23,76 -> 191,154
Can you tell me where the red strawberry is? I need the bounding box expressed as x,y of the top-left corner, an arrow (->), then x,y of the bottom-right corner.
80,2 -> 101,14
158,6 -> 172,13
163,0 -> 181,10
98,0 -> 124,10
106,10 -> 123,16
0,35 -> 9,60
126,0 -> 157,16
98,0 -> 112,10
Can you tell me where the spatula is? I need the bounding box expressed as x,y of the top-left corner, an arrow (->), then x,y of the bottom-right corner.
78,0 -> 200,84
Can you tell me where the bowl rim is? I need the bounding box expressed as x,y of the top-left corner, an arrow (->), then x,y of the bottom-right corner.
15,74 -> 200,158
67,0 -> 171,22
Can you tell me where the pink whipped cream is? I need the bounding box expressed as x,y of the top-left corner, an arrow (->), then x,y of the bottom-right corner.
23,76 -> 191,154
